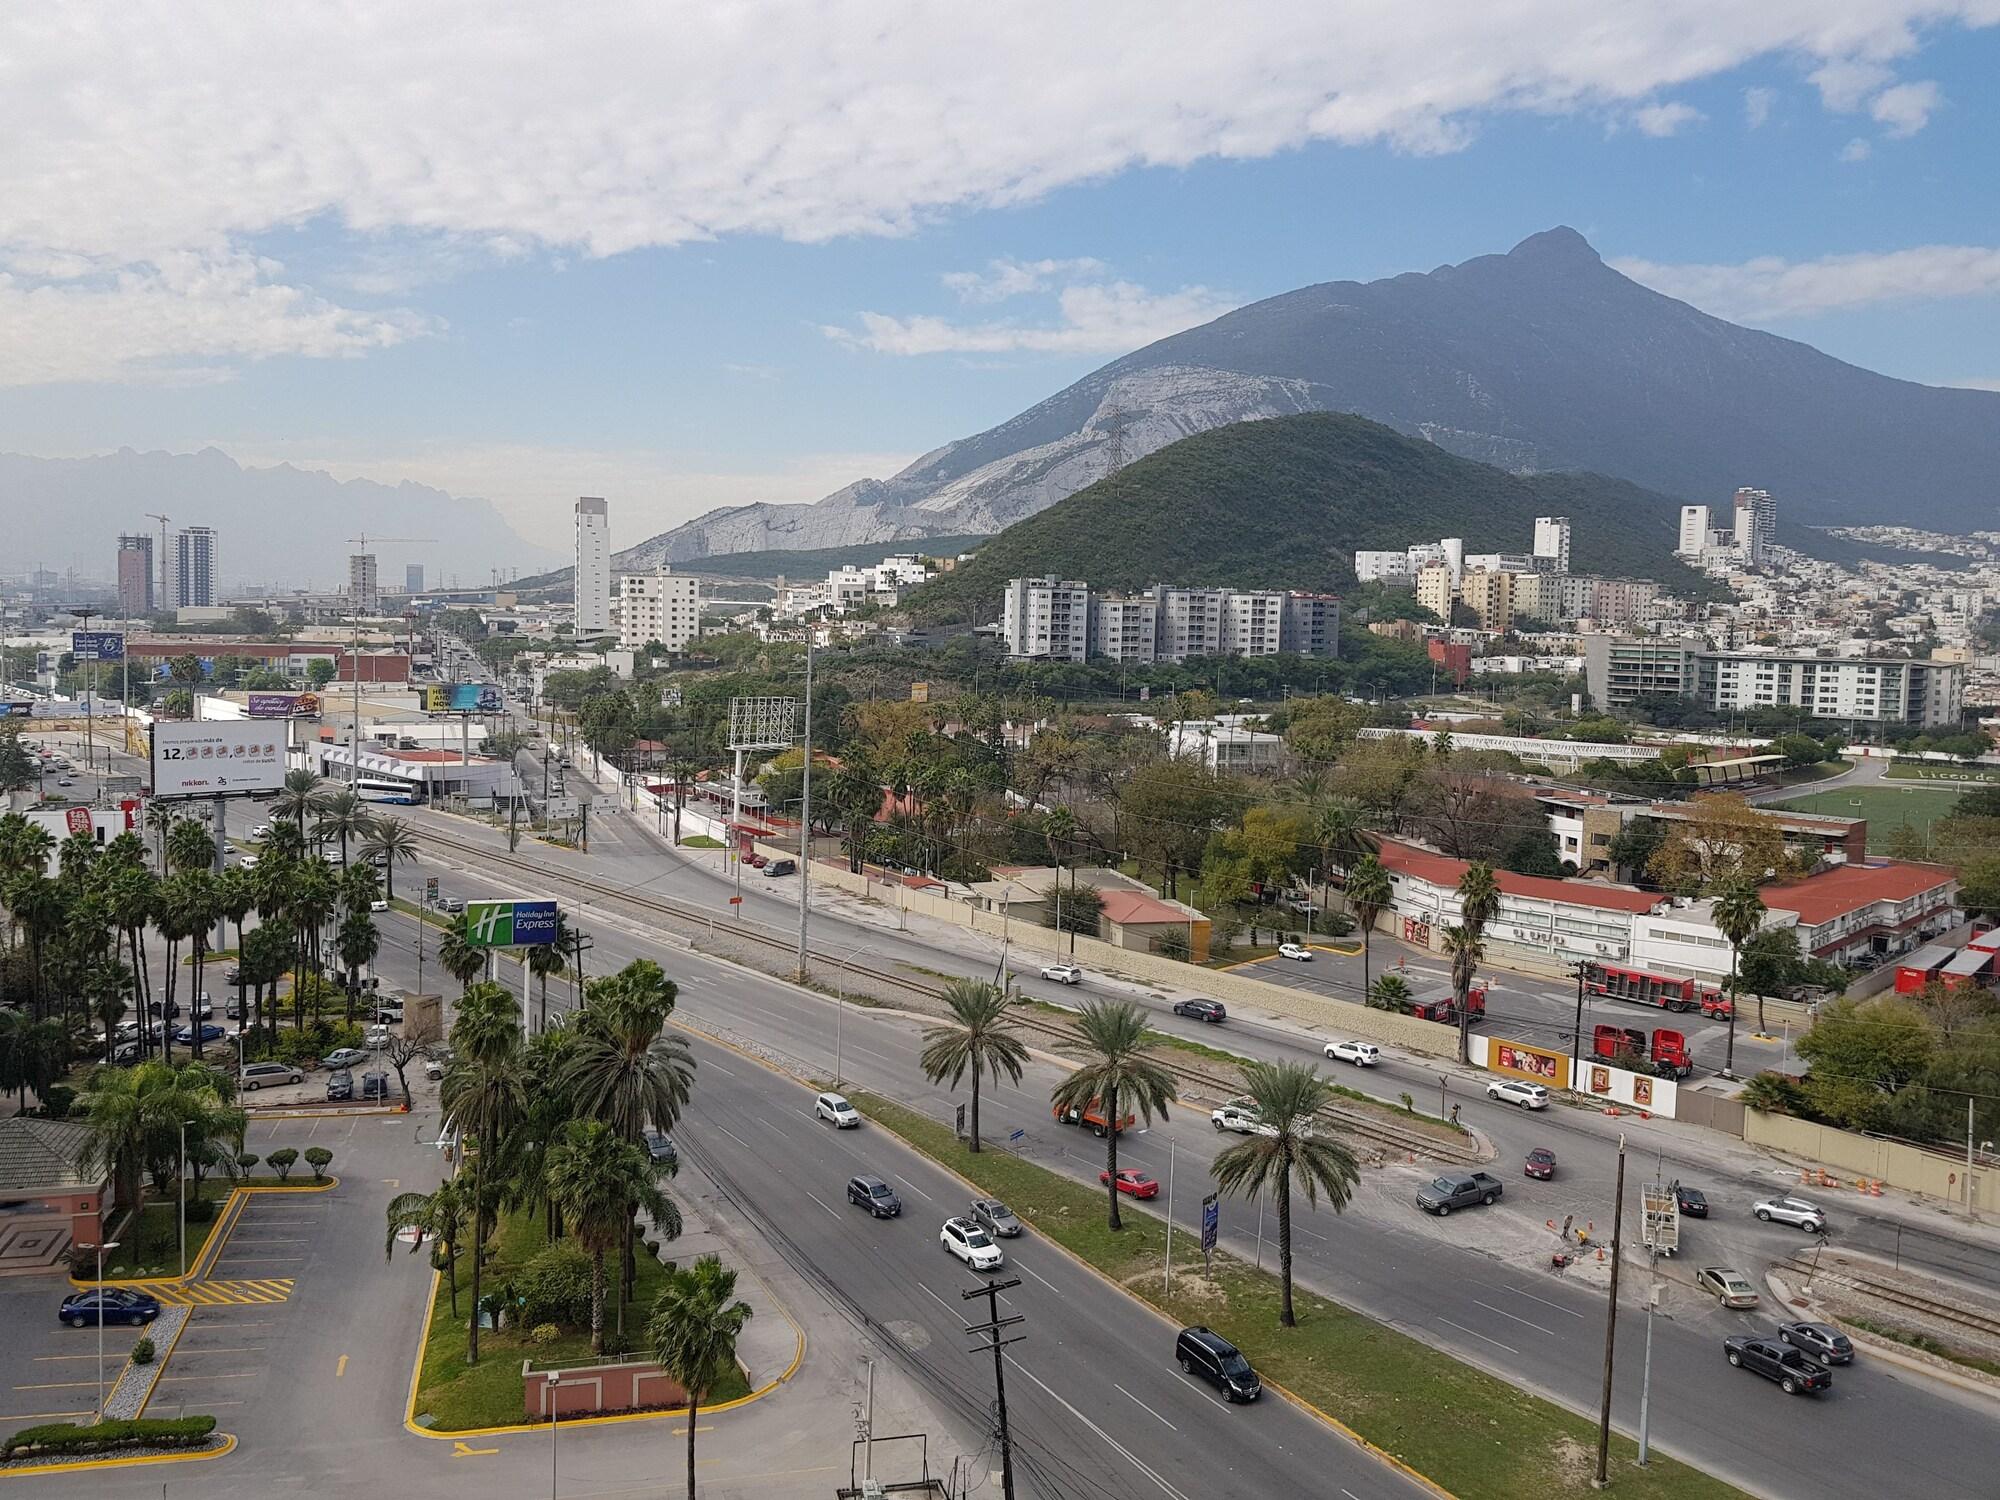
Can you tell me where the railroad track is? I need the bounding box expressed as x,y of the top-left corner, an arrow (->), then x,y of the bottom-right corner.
1779,1255 -> 2000,1342
414,824 -> 1476,1163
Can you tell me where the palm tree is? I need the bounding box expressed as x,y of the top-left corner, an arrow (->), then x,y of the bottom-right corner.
315,788 -> 370,868
1050,1000 -> 1177,1230
919,979 -> 1027,1153
439,1002 -> 526,1365
1452,863 -> 1501,1063
437,913 -> 488,994
77,1063 -> 160,1212
358,817 -> 419,901
647,1255 -> 753,1500
526,924 -> 567,1034
1440,924 -> 1484,1063
544,1120 -> 676,1354
1312,797 -> 1375,897
166,817 -> 216,877
337,910 -> 381,1025
385,1177 -> 472,1318
1210,1060 -> 1358,1327
7,874 -> 65,1021
213,868 -> 257,1038
275,768 -> 327,830
561,960 -> 694,1140
1344,854 -> 1392,999
143,801 -> 175,873
178,872 -> 221,1060
1713,879 -> 1767,1079
1367,973 -> 1413,1011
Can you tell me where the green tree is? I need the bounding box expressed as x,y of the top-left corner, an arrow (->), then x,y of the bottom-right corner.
1713,879 -> 1767,1077
919,979 -> 1027,1153
305,657 -> 336,690
561,960 -> 694,1141
1795,997 -> 1937,1130
647,1255 -> 753,1500
1441,924 -> 1483,1057
304,1146 -> 333,1182
1344,854 -> 1392,998
1209,1060 -> 1358,1327
266,1147 -> 300,1181
1050,1000 -> 1177,1230
275,769 -> 327,829
358,818 -> 420,901
1368,973 -> 1413,1011
440,985 -> 526,1364
545,1119 -> 676,1355
1452,863 -> 1500,1063
386,1177 -> 473,1317
436,914 -> 488,994
314,788 -> 370,868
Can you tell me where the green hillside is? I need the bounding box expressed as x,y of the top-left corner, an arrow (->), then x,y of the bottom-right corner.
906,413 -> 1695,623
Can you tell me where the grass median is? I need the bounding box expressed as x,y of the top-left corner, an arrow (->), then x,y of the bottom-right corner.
846,1088 -> 1744,1500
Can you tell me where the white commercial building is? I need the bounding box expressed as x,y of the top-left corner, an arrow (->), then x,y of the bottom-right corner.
1354,550 -> 1414,585
1001,577 -> 1092,661
1676,506 -> 1710,558
1168,720 -> 1285,773
574,497 -> 611,636
618,568 -> 702,652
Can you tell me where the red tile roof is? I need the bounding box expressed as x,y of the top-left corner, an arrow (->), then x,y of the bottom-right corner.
1098,890 -> 1194,927
1376,839 -> 1663,914
1761,860 -> 1958,926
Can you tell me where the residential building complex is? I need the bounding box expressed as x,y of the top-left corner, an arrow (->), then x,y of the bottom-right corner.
618,568 -> 702,652
1677,486 -> 1777,569
1001,577 -> 1092,660
1002,578 -> 1340,663
172,526 -> 216,608
116,534 -> 153,617
348,552 -> 379,613
1584,636 -> 1966,726
574,496 -> 611,636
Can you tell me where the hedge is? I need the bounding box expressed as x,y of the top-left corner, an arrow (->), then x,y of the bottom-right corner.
3,1415 -> 217,1459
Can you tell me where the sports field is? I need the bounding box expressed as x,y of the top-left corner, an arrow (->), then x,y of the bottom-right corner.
1774,784 -> 1965,854
1882,760 -> 2000,784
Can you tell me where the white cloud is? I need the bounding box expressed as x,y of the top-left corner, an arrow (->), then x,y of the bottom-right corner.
0,252 -> 435,387
1743,86 -> 1777,127
1840,137 -> 1875,161
0,3 -> 1993,382
1612,244 -> 2000,321
825,276 -> 1238,356
1632,101 -> 1704,136
941,258 -> 1108,303
1870,79 -> 1943,135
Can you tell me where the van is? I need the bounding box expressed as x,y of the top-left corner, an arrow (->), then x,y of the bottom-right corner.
1175,1327 -> 1260,1402
1053,1098 -> 1136,1138
239,1061 -> 303,1091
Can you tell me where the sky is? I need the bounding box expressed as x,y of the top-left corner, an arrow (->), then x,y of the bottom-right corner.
3,2 -> 1999,556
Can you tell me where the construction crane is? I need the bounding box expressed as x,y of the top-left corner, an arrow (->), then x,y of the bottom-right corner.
145,513 -> 171,610
345,533 -> 437,553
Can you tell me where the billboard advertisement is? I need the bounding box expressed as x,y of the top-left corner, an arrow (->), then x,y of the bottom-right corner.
71,630 -> 126,662
247,692 -> 322,720
150,721 -> 288,798
1490,1039 -> 1569,1090
423,683 -> 502,714
0,701 -> 33,718
464,899 -> 560,947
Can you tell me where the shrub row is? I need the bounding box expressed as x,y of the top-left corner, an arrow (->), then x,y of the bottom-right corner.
2,1415 -> 217,1459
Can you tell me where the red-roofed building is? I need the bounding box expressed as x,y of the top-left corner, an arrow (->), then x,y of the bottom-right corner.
1375,838 -> 1665,965
1760,860 -> 1959,963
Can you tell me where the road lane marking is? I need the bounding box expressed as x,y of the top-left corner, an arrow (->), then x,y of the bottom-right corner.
702,1059 -> 735,1077
452,1441 -> 499,1457
1488,1284 -> 1586,1319
1006,1355 -> 1194,1500
1114,1382 -> 1178,1430
1014,1260 -> 1062,1294
1471,1299 -> 1556,1336
895,1175 -> 935,1204
713,1123 -> 753,1150
1171,1370 -> 1233,1410
803,1190 -> 843,1220
1436,1316 -> 1517,1354
914,1281 -> 971,1327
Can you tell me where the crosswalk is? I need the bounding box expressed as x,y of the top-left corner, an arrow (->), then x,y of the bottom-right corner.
126,1278 -> 295,1306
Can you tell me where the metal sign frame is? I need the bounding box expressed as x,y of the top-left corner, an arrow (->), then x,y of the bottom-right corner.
1640,1183 -> 1679,1256
728,696 -> 797,752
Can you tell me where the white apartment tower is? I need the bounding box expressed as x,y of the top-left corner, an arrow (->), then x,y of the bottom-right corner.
1676,506 -> 1710,558
1532,516 -> 1571,574
172,527 -> 216,608
619,568 -> 702,652
1733,487 -> 1775,567
1001,577 -> 1091,661
574,497 -> 611,636
348,553 -> 379,613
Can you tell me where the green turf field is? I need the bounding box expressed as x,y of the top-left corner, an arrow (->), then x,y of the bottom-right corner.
1882,760 -> 2000,784
1774,784 -> 1967,854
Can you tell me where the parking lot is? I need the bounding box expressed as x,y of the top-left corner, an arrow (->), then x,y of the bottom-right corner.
0,1280 -> 143,1428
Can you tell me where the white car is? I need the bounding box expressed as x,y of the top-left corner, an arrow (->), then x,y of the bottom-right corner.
815,1091 -> 861,1128
1210,1103 -> 1276,1136
370,899 -> 390,912
1486,1079 -> 1551,1110
251,823 -> 272,838
1040,963 -> 1083,985
1325,1040 -> 1381,1067
1753,1197 -> 1827,1233
1277,942 -> 1313,961
363,1025 -> 391,1049
939,1216 -> 1004,1271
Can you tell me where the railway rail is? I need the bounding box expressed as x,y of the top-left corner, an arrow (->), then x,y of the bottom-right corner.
1779,1254 -> 2000,1343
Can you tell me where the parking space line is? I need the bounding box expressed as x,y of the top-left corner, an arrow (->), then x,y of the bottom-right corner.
12,1381 -> 102,1391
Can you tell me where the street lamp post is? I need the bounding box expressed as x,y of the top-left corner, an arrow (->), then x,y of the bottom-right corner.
80,1238 -> 120,1414
548,1374 -> 561,1499
179,1118 -> 188,1278
833,941 -> 881,1089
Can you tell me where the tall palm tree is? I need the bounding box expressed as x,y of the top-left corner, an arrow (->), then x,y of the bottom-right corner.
77,1061 -> 166,1212
1440,924 -> 1484,1063
1312,797 -> 1375,897
440,998 -> 525,1365
647,1255 -> 753,1500
213,868 -> 257,1039
526,920 -> 568,1034
1209,1060 -> 1358,1327
1344,853 -> 1392,999
275,768 -> 327,830
143,801 -> 175,874
357,817 -> 419,901
1713,879 -> 1767,1079
337,910 -> 381,1025
7,874 -> 65,1021
1453,863 -> 1501,1063
177,872 -> 221,1060
1050,1000 -> 1177,1230
385,1177 -> 472,1317
314,788 -> 370,868
544,1120 -> 675,1354
919,979 -> 1027,1153
561,960 -> 694,1140
165,817 -> 216,877
287,859 -> 339,1028
437,913 -> 488,994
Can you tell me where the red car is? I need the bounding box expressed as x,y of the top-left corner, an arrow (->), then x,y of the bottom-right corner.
1524,1148 -> 1557,1180
1101,1168 -> 1160,1199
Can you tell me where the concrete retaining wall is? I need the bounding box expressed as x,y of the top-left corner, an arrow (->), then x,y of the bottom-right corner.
1743,1112 -> 1996,1210
524,1359 -> 690,1418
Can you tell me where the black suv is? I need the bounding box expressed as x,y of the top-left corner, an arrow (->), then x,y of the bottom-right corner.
1172,999 -> 1227,1023
326,1069 -> 355,1101
1724,1335 -> 1831,1394
1175,1326 -> 1260,1402
1416,1171 -> 1505,1215
846,1174 -> 902,1218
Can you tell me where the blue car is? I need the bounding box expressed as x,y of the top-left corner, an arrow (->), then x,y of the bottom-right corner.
174,1022 -> 227,1045
59,1288 -> 160,1328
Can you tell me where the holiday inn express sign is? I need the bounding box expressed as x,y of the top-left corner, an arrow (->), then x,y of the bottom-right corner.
463,899 -> 560,947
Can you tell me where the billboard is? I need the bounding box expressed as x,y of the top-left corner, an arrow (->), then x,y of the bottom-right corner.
1491,1039 -> 1569,1090
0,701 -> 32,718
423,683 -> 502,714
71,630 -> 126,662
464,899 -> 560,947
247,692 -> 322,720
150,721 -> 288,798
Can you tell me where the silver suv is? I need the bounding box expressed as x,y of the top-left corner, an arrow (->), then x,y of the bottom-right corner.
1753,1197 -> 1827,1233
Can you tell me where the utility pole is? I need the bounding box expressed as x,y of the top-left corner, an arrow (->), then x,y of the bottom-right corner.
350,615 -> 363,783
68,606 -> 99,775
1571,964 -> 1586,1081
962,1278 -> 1021,1500
1595,1135 -> 1627,1489
795,640 -> 813,982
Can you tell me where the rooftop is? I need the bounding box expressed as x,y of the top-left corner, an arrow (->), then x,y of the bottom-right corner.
1762,859 -> 1959,926
0,1118 -> 100,1193
1098,889 -> 1201,927
1377,839 -> 1664,914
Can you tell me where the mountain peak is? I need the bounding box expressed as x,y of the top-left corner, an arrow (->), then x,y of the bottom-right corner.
1506,225 -> 1601,265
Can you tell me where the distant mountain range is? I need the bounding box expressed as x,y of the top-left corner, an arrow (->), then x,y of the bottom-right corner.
2,447 -> 558,589
617,225 -> 2000,567
905,412 -> 1699,622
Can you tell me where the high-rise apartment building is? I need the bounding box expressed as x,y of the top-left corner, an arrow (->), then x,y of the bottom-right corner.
348,553 -> 379,613
1585,636 -> 1962,727
1001,577 -> 1092,661
116,534 -> 154,617
1221,590 -> 1285,657
405,563 -> 424,595
1154,587 -> 1228,661
574,497 -> 611,636
1733,487 -> 1775,567
1532,516 -> 1571,574
1414,563 -> 1455,623
1279,593 -> 1341,657
1676,506 -> 1710,558
172,527 -> 216,608
618,569 -> 702,651
1586,578 -> 1662,629
1458,568 -> 1517,632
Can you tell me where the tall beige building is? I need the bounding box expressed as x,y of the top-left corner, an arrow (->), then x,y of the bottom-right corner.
1459,568 -> 1517,632
574,497 -> 611,636
1415,563 -> 1455,622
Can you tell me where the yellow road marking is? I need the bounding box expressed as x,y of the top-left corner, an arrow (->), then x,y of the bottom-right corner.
384,1178 -> 401,1188
12,1381 -> 102,1391
337,1354 -> 348,1378
451,1441 -> 499,1457
1,1410 -> 94,1421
